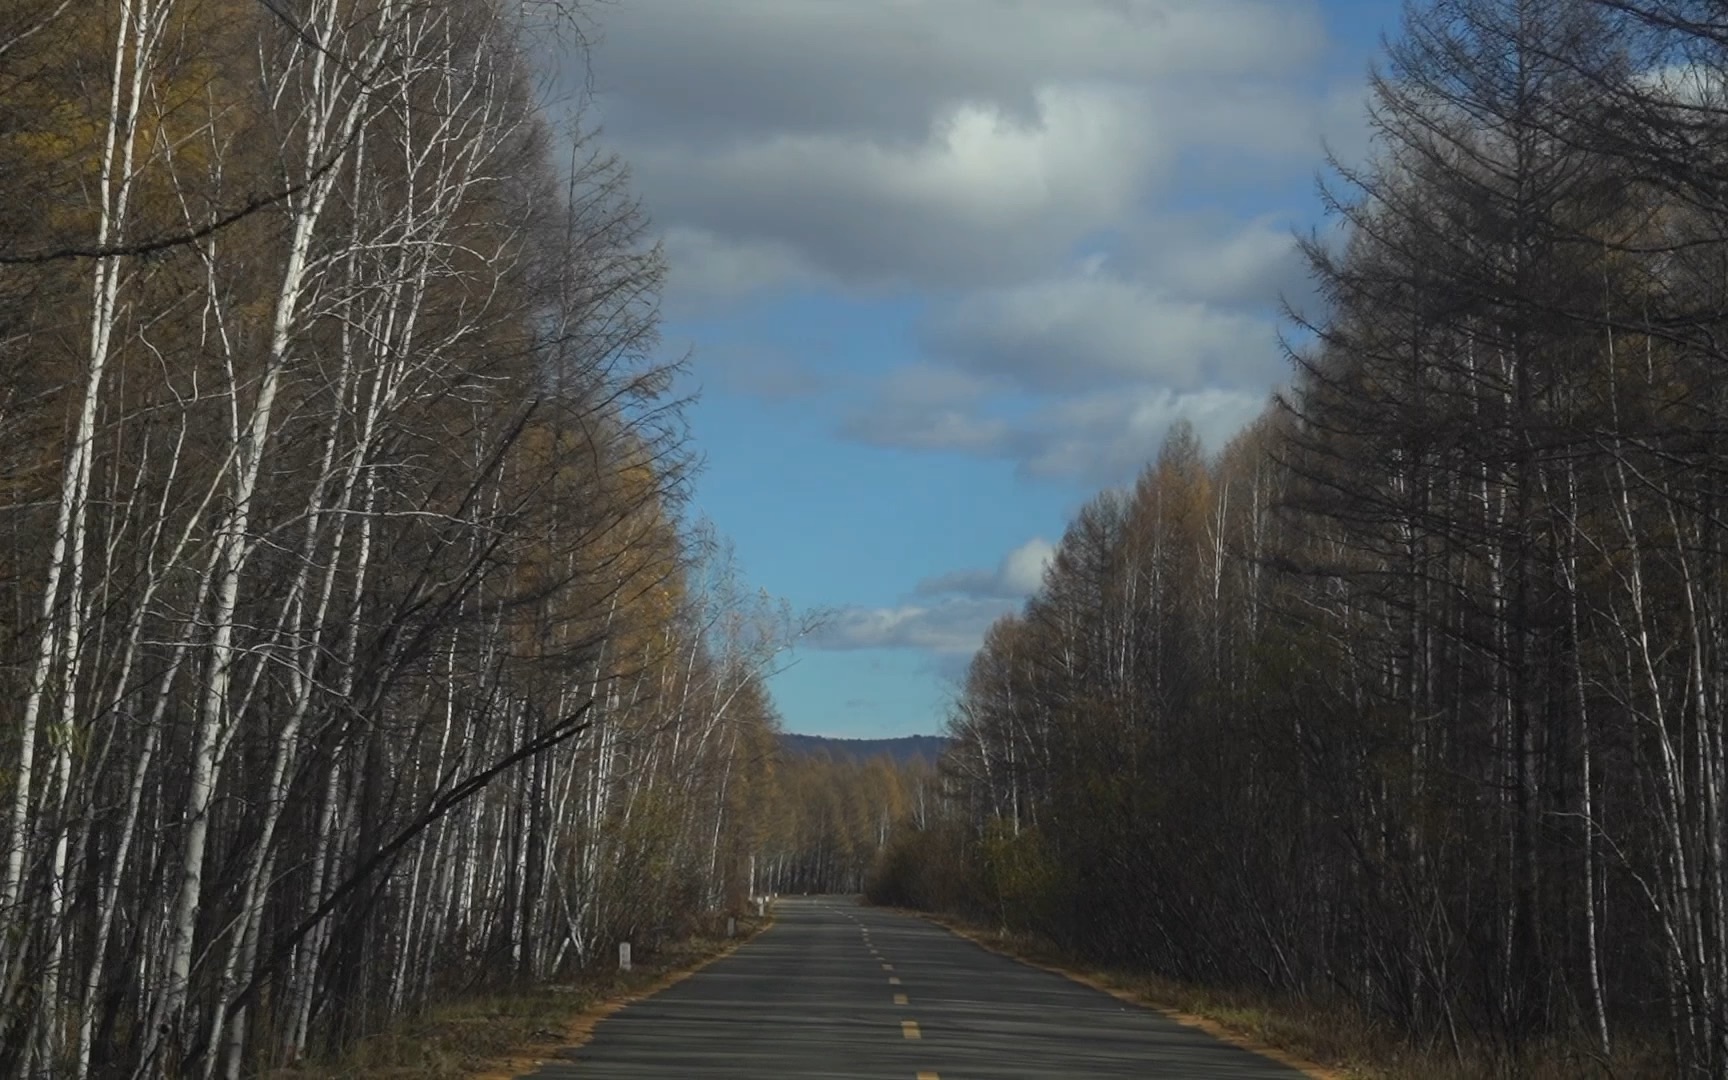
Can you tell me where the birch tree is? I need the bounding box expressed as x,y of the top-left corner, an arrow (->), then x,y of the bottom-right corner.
0,0 -> 796,1074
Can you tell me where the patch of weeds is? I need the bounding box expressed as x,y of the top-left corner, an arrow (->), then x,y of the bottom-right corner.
268,916 -> 769,1080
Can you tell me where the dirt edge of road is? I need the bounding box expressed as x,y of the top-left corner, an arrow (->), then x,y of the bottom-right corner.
906,910 -> 1345,1080
468,912 -> 777,1080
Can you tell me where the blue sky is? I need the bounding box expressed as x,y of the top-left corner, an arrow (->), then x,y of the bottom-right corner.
580,0 -> 1405,738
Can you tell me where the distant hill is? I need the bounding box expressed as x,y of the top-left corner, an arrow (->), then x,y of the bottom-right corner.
780,733 -> 948,766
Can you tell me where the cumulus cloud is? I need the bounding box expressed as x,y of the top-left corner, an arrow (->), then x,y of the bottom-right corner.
812,597 -> 1017,655
1117,215 -> 1308,308
660,227 -> 821,311
578,0 -> 1346,293
1001,537 -> 1057,594
629,86 -> 1164,288
579,0 -> 1351,482
812,536 -> 1055,662
840,376 -> 1271,484
917,537 -> 1056,599
877,366 -> 1002,407
550,0 -> 1375,688
1162,77 -> 1373,165
1016,385 -> 1271,481
838,366 -> 1009,452
1634,63 -> 1728,108
590,0 -> 1326,148
924,263 -> 1281,391
841,408 -> 1009,454
832,247 -> 1289,479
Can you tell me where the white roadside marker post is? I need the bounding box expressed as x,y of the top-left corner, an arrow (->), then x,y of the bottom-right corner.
619,942 -> 631,972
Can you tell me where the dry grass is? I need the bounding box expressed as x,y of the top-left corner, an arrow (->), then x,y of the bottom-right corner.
266,914 -> 770,1080
912,912 -> 1669,1080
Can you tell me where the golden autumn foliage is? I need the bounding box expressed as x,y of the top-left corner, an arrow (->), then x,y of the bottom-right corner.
0,2 -> 792,1076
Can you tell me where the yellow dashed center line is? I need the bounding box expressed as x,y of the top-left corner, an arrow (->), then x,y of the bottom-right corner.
901,1020 -> 921,1040
917,1073 -> 940,1080
894,993 -> 908,1005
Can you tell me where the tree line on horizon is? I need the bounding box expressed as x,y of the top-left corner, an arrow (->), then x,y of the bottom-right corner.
871,0 -> 1728,1074
0,0 -> 805,1075
760,750 -> 938,897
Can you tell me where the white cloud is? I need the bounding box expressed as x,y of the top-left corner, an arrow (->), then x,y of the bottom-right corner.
795,87 -> 1155,229
1002,537 -> 1056,594
1018,385 -> 1271,481
660,227 -> 821,310
925,264 -> 1282,391
841,377 -> 1272,484
590,1 -> 1326,148
575,0 -> 1347,291
1634,63 -> 1727,108
813,598 -> 1016,655
1120,215 -> 1307,307
812,537 -> 1056,663
877,365 -> 1001,407
554,0 -> 1363,689
1164,78 -> 1372,164
630,85 -> 1164,287
918,537 -> 1056,599
841,407 -> 1009,454
839,366 -> 1009,451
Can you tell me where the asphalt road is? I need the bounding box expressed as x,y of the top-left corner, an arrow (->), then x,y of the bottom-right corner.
527,896 -> 1308,1079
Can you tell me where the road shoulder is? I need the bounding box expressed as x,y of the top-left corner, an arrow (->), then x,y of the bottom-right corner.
468,915 -> 775,1080
903,909 -> 1348,1080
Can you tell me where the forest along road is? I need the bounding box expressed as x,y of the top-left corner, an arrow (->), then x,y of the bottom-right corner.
525,896 -> 1307,1079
